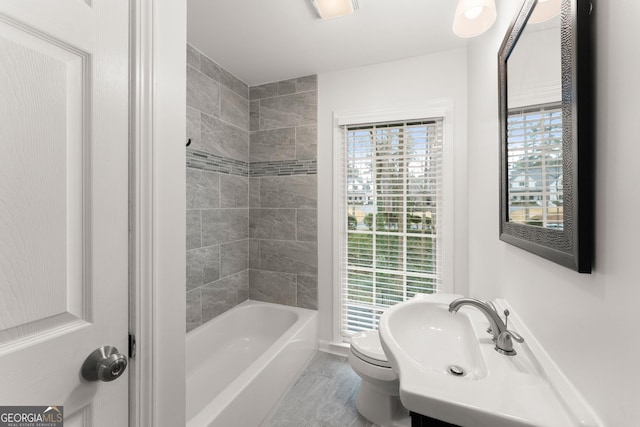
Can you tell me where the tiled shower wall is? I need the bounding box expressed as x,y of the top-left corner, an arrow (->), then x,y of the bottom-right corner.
248,77 -> 318,310
186,44 -> 318,332
185,44 -> 250,332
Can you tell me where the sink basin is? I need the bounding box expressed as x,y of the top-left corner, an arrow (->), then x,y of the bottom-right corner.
384,296 -> 487,381
378,293 -> 603,427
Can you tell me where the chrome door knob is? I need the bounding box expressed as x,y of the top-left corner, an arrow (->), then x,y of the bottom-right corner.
81,346 -> 128,382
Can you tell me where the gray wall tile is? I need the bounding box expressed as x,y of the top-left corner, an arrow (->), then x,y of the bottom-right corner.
249,209 -> 296,240
296,209 -> 317,242
187,169 -> 220,209
187,107 -> 201,148
249,269 -> 297,306
297,275 -> 318,310
189,69 -> 319,327
220,174 -> 248,208
221,86 -> 249,131
186,289 -> 202,332
260,240 -> 317,276
201,208 -> 248,245
197,50 -> 248,100
250,82 -> 278,100
221,239 -> 248,278
250,128 -> 296,163
200,54 -> 222,82
187,66 -> 220,117
249,177 -> 260,208
187,45 -> 255,329
186,210 -> 201,250
245,75 -> 318,311
260,175 -> 317,208
249,239 -> 260,269
186,249 -> 200,291
221,69 -> 249,100
201,280 -> 231,322
250,100 -> 260,131
259,92 -> 317,130
237,285 -> 249,303
202,270 -> 248,321
295,125 -> 317,161
186,44 -> 200,70
250,77 -> 315,100
201,113 -> 249,162
296,75 -> 318,92
278,78 -> 297,96
186,245 -> 221,290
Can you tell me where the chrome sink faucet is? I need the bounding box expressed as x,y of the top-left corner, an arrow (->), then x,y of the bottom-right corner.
448,297 -> 524,356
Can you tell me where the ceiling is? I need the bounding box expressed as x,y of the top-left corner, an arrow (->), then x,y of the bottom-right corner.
187,0 -> 469,86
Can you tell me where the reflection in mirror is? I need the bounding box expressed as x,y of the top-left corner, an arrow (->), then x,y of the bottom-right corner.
506,1 -> 562,229
498,0 -> 593,272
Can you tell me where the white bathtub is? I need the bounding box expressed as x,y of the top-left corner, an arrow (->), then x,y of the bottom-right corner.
186,299 -> 318,427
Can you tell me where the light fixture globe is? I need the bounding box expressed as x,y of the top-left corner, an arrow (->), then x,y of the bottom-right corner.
309,0 -> 360,19
452,0 -> 497,38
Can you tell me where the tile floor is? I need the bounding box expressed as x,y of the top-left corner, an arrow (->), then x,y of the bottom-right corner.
263,351 -> 375,427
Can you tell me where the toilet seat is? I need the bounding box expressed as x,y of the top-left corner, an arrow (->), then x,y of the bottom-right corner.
350,330 -> 392,368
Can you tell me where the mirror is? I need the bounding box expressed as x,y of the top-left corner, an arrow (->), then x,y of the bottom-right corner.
507,4 -> 562,230
498,0 -> 593,272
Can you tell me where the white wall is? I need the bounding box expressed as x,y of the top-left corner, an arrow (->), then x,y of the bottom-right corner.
131,0 -> 186,425
317,49 -> 468,346
467,1 -> 640,425
153,0 -> 187,422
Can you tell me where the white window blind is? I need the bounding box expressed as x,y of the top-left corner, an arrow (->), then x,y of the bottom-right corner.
507,103 -> 563,228
340,119 -> 444,341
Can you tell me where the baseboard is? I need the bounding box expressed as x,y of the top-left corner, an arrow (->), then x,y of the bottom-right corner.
318,339 -> 350,357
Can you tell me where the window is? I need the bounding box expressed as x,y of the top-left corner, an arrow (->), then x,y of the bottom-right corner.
338,118 -> 444,341
507,103 -> 563,228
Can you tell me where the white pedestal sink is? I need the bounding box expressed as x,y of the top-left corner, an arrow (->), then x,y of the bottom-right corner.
378,293 -> 603,427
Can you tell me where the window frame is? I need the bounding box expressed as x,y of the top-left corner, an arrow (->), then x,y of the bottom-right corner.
506,102 -> 563,229
331,101 -> 456,344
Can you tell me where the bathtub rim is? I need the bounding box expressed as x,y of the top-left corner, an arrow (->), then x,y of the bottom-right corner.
186,299 -> 318,426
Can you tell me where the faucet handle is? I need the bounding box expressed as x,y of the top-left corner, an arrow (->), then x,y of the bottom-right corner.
486,304 -> 507,337
502,309 -> 524,343
505,329 -> 525,343
496,329 -> 524,356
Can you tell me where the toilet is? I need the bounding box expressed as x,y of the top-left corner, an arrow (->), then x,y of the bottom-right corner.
348,330 -> 410,427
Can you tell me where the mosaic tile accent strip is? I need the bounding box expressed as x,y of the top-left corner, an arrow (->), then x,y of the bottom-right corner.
249,159 -> 317,177
187,148 -> 249,176
187,148 -> 317,177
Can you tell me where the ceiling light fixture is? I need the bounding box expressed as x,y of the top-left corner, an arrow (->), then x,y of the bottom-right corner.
452,0 -> 497,38
309,0 -> 360,20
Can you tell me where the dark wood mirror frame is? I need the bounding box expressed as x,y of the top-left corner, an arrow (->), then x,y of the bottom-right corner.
498,0 -> 594,273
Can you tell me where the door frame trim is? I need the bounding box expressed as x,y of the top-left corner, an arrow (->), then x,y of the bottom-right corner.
129,1 -> 186,426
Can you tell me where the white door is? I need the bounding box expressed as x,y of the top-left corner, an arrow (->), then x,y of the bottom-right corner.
0,0 -> 129,424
